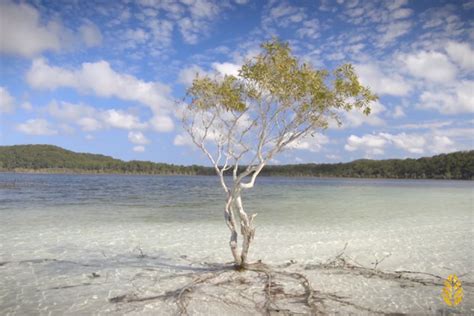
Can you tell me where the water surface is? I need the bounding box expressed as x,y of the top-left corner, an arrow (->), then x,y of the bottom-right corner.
0,174 -> 472,314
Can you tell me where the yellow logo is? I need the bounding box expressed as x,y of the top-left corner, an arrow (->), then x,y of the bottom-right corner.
442,274 -> 463,307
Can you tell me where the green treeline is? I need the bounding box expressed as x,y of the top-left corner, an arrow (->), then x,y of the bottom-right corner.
0,144 -> 473,179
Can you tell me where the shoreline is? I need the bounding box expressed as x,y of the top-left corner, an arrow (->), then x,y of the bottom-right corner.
1,169 -> 472,181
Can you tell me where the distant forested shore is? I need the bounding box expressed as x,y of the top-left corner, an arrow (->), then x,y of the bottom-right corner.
0,144 -> 473,180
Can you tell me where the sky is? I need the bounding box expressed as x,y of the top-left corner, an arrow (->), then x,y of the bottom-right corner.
0,0 -> 473,165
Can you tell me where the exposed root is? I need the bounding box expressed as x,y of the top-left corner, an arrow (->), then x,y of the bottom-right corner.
107,247 -> 472,315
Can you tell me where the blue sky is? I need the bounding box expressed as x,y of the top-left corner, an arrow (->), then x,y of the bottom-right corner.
0,0 -> 473,165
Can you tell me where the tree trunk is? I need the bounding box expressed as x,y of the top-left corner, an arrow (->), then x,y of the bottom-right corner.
224,194 -> 241,266
234,193 -> 256,268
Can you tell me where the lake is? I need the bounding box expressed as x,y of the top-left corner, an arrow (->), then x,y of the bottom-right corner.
0,173 -> 472,314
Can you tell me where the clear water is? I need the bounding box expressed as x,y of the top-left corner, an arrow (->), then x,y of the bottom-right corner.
0,174 -> 473,314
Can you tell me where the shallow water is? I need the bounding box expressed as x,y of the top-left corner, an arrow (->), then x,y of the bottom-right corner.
0,174 -> 473,314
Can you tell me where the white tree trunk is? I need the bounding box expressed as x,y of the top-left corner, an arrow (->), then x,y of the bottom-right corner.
233,193 -> 256,268
224,194 -> 241,266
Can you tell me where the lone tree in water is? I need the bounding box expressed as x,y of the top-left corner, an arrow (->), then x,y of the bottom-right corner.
182,39 -> 377,268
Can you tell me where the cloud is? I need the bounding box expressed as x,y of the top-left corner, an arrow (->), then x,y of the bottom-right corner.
344,131 -> 457,156
149,115 -> 174,132
178,64 -> 208,86
418,81 -> 474,114
391,106 -> 405,118
0,86 -> 15,113
102,109 -> 147,130
381,132 -> 426,154
287,133 -> 329,152
345,134 -> 388,155
16,119 -> 58,136
212,62 -> 240,77
128,131 -> 150,145
173,133 -> 193,146
399,50 -> 458,82
340,101 -> 387,128
0,1 -> 63,57
133,145 -> 146,152
27,59 -> 173,114
445,41 -> 474,71
46,100 -> 148,131
79,22 -> 102,47
0,1 -> 102,57
377,21 -> 412,47
355,63 -> 411,96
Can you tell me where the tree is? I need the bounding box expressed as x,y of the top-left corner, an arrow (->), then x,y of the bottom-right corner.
181,39 -> 377,268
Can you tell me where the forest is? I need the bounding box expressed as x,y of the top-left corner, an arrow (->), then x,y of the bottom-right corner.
0,144 -> 473,180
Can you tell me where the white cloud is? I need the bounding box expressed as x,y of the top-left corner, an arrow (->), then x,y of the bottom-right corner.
79,22 -> 102,47
128,131 -> 150,145
342,101 -> 387,128
47,100 -> 96,121
133,145 -> 146,152
418,81 -> 474,114
0,1 -> 63,57
178,64 -> 208,86
46,101 -> 148,131
27,59 -> 173,114
78,117 -> 102,131
296,19 -> 319,39
16,119 -> 57,136
377,21 -> 412,47
392,106 -> 405,118
287,133 -> 329,152
0,86 -> 15,113
101,109 -> 147,130
428,136 -> 454,154
445,41 -> 474,70
344,131 -> 457,156
149,115 -> 174,132
173,133 -> 193,146
212,62 -> 240,77
400,50 -> 458,82
345,134 -> 387,155
381,132 -> 426,154
0,1 -> 102,57
355,64 -> 411,96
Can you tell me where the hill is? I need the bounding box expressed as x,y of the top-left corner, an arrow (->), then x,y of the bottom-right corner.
0,144 -> 473,180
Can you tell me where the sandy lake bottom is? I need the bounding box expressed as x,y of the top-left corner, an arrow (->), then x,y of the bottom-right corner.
1,174 -> 473,314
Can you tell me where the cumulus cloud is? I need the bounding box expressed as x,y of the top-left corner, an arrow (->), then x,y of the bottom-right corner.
418,81 -> 474,114
133,145 -> 146,152
16,119 -> 58,136
173,133 -> 193,146
0,86 -> 15,113
26,59 -> 173,113
46,100 -> 147,131
178,64 -> 208,86
128,131 -> 150,145
287,133 -> 329,152
0,1 -> 102,57
399,50 -> 458,82
102,109 -> 147,130
344,131 -> 457,156
149,115 -> 174,132
391,106 -> 405,118
445,41 -> 474,70
0,1 -> 63,57
212,62 -> 240,77
345,134 -> 387,155
340,101 -> 387,128
355,63 -> 411,96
